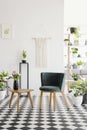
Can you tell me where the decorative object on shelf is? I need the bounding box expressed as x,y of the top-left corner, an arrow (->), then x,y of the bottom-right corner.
69,79 -> 87,106
85,40 -> 87,45
74,39 -> 79,46
70,27 -> 80,38
76,60 -> 83,69
71,48 -> 78,58
77,54 -> 81,58
22,49 -> 27,63
72,63 -> 77,69
72,73 -> 79,81
64,38 -> 69,42
1,24 -> 12,39
19,62 -> 29,90
71,47 -> 78,54
12,71 -> 20,90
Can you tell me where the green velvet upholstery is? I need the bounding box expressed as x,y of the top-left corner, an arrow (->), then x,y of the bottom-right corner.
39,86 -> 61,92
39,72 -> 64,92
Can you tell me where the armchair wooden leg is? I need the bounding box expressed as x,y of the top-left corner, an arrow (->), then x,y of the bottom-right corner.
17,93 -> 20,112
9,92 -> 14,108
50,92 -> 52,105
40,91 -> 43,110
61,91 -> 69,109
27,92 -> 33,108
53,92 -> 56,111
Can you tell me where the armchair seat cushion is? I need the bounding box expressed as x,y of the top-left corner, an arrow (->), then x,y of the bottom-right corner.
39,86 -> 61,92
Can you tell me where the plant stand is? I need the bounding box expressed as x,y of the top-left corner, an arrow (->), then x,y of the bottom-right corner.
19,62 -> 29,97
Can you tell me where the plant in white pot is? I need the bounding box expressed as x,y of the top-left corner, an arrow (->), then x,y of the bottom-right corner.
69,79 -> 87,106
0,71 -> 8,100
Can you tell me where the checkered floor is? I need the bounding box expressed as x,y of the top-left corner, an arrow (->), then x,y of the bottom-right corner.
0,95 -> 87,130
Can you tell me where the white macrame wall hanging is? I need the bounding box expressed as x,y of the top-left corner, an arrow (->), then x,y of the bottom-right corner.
33,37 -> 50,67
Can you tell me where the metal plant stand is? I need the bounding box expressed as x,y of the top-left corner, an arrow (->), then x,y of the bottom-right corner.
19,62 -> 29,89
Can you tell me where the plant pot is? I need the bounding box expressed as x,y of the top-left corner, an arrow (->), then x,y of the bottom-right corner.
70,27 -> 76,34
22,60 -> 26,63
0,90 -> 6,100
13,80 -> 18,90
82,91 -> 87,104
73,78 -> 78,81
72,95 -> 83,106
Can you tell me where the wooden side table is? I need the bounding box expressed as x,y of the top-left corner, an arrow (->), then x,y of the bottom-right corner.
9,89 -> 34,112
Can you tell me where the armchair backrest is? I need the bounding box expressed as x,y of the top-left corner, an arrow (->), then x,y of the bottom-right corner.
41,72 -> 64,90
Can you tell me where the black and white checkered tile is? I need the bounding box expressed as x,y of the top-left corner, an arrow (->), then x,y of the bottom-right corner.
0,95 -> 87,130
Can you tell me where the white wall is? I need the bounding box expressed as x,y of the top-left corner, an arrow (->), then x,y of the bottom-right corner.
64,0 -> 87,26
0,0 -> 64,94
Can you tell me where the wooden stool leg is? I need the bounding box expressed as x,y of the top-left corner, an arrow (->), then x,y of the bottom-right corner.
40,91 -> 43,110
27,92 -> 33,108
9,92 -> 14,108
17,93 -> 20,112
50,92 -> 52,105
53,92 -> 56,111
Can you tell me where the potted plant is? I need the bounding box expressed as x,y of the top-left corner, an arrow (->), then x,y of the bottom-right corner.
72,63 -> 77,69
70,27 -> 80,38
71,48 -> 78,54
22,49 -> 27,63
70,27 -> 80,46
72,73 -> 79,81
71,48 -> 78,59
76,60 -> 83,69
0,71 -> 8,100
69,80 -> 87,106
12,71 -> 20,90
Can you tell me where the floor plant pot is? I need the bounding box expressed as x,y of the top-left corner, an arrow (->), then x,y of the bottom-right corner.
72,96 -> 83,106
13,80 -> 18,90
0,90 -> 6,100
82,91 -> 87,104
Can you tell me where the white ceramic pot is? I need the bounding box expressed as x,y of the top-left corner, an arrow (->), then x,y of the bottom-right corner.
72,95 -> 83,106
0,90 -> 6,100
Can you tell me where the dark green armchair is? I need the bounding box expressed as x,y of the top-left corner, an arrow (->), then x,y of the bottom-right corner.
39,72 -> 69,111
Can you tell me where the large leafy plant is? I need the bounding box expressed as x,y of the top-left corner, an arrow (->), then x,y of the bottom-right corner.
0,71 -> 8,91
69,80 -> 87,97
